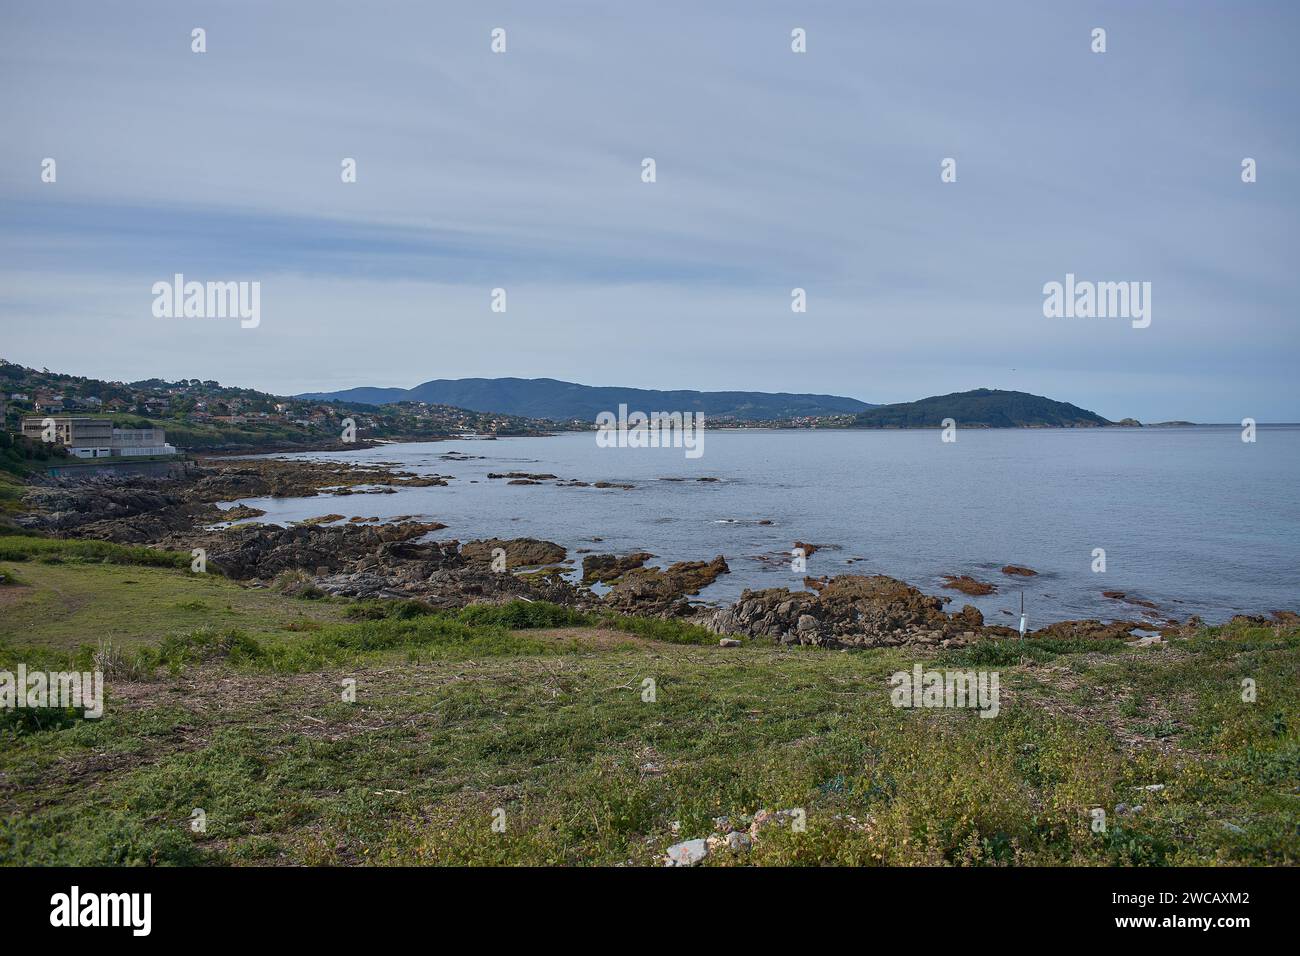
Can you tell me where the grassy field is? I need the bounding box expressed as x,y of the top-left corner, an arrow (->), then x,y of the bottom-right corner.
0,562 -> 349,655
0,544 -> 1296,867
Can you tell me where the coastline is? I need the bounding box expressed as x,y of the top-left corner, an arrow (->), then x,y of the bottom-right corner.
10,441 -> 1295,641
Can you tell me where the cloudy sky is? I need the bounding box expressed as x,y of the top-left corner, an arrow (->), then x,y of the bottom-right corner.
1,1 -> 1296,421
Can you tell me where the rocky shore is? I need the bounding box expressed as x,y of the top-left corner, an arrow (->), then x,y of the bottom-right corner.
710,575 -> 992,648
12,454 -> 1258,649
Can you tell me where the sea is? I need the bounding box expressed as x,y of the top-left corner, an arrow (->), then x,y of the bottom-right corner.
222,426 -> 1300,626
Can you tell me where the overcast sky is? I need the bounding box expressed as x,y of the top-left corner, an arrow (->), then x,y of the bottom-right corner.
1,1 -> 1297,421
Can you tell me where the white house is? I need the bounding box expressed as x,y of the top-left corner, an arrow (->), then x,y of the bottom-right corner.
21,417 -> 178,458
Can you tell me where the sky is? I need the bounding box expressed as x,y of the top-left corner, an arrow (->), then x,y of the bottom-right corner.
1,0 -> 1297,422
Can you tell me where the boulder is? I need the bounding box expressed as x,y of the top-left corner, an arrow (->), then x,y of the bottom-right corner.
664,839 -> 709,867
581,551 -> 655,584
460,538 -> 567,568
1001,565 -> 1038,577
1029,619 -> 1144,641
709,574 -> 983,649
942,575 -> 997,596
603,556 -> 729,615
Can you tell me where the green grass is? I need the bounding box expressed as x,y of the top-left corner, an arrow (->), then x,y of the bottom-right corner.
348,596 -> 722,646
126,616 -> 564,675
3,592 -> 700,676
0,559 -> 346,656
938,636 -> 1127,667
0,534 -> 190,568
0,558 -> 1296,867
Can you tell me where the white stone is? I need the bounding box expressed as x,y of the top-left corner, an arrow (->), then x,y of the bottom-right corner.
664,838 -> 709,867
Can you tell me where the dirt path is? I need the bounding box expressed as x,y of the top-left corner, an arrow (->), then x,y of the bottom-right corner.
0,583 -> 33,608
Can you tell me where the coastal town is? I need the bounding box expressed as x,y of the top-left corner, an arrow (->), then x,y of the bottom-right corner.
0,359 -> 561,458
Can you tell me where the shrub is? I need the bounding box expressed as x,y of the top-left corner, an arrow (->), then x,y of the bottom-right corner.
457,600 -> 591,630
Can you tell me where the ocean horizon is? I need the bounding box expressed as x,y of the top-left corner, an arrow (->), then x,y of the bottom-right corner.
225,425 -> 1300,626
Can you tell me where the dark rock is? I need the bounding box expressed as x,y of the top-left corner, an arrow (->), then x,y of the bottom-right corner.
159,520 -> 453,581
582,552 -> 655,584
1029,619 -> 1145,641
461,538 -> 567,568
604,556 -> 730,615
1102,590 -> 1160,610
942,575 -> 997,596
709,574 -> 983,649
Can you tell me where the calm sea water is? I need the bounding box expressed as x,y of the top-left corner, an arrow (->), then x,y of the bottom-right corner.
226,427 -> 1300,625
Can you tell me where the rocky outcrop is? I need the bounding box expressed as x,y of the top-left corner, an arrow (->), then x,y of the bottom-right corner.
582,551 -> 654,584
161,520 -> 453,580
219,504 -> 267,522
187,460 -> 448,502
1102,590 -> 1160,610
17,456 -> 454,543
18,477 -> 213,543
313,563 -> 581,607
1028,619 -> 1146,641
21,480 -> 177,526
1001,565 -> 1038,577
709,574 -> 983,648
156,521 -> 586,608
604,556 -> 729,615
460,538 -> 567,568
942,574 -> 997,596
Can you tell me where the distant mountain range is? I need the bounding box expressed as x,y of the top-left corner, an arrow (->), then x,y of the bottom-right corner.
847,389 -> 1114,428
299,378 -> 1123,428
297,377 -> 877,422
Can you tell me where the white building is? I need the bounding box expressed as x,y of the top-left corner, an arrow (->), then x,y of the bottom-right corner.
21,417 -> 178,458
109,426 -> 176,457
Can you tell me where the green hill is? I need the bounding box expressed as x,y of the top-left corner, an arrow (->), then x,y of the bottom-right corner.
298,377 -> 875,422
849,389 -> 1112,428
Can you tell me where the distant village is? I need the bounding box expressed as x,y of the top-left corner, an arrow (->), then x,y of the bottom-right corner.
3,376 -> 371,427
0,359 -> 559,463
